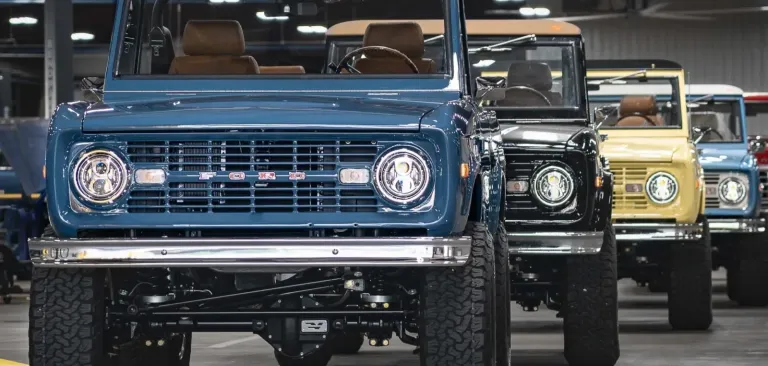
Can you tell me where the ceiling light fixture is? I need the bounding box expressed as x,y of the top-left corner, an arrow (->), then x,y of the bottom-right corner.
297,25 -> 328,34
520,7 -> 551,17
71,32 -> 95,41
9,16 -> 37,25
473,60 -> 496,68
209,0 -> 241,4
256,11 -> 289,21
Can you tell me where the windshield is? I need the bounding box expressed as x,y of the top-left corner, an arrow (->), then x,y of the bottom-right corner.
468,37 -> 579,110
588,76 -> 682,129
689,100 -> 743,143
116,0 -> 449,77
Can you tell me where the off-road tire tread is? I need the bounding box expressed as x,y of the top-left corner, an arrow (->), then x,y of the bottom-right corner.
29,268 -> 105,366
564,224 -> 620,366
420,221 -> 495,366
494,224 -> 510,366
668,220 -> 713,331
731,236 -> 768,307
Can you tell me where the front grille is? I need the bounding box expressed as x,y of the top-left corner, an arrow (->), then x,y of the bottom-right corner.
611,165 -> 649,211
125,140 -> 381,213
704,172 -> 720,209
761,171 -> 768,212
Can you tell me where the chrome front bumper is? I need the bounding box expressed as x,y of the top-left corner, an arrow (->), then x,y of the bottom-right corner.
613,222 -> 703,241
708,217 -> 766,234
29,237 -> 471,268
506,231 -> 603,255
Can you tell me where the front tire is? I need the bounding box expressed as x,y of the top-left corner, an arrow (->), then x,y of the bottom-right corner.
563,224 -> 620,366
420,221 -> 496,366
668,219 -> 713,331
29,268 -> 106,366
494,224 -> 511,366
725,233 -> 768,306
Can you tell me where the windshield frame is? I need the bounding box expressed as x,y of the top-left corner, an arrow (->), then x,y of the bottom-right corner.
587,75 -> 684,130
688,95 -> 747,145
467,34 -> 590,122
104,0 -> 465,96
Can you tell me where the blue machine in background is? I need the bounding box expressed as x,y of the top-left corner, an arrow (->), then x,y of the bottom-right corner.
0,118 -> 47,304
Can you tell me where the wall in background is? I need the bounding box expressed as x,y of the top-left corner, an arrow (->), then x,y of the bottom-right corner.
579,17 -> 768,134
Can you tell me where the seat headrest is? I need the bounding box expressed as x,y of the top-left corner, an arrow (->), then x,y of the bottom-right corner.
506,62 -> 553,91
620,96 -> 658,117
363,22 -> 424,59
182,20 -> 246,56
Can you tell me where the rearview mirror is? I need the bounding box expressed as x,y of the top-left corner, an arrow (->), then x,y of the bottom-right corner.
80,77 -> 104,103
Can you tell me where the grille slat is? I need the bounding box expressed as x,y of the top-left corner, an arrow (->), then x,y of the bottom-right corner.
704,172 -> 720,209
612,165 -> 649,211
126,139 -> 381,214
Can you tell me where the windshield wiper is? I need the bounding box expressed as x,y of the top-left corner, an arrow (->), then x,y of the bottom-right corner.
468,34 -> 536,54
588,69 -> 648,85
689,94 -> 714,104
424,35 -> 444,44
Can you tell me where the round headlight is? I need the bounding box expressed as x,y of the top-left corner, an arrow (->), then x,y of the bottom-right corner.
530,165 -> 575,208
373,148 -> 430,205
72,149 -> 129,204
646,172 -> 678,204
718,176 -> 747,204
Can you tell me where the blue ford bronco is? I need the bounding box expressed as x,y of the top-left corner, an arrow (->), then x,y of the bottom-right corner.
688,84 -> 768,306
28,1 -> 510,366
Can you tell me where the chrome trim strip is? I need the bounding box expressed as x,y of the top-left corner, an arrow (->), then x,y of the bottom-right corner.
613,222 -> 703,241
708,217 -> 766,234
29,237 -> 471,268
506,231 -> 603,255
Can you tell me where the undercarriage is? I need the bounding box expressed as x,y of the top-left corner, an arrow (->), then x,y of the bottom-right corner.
106,267 -> 419,360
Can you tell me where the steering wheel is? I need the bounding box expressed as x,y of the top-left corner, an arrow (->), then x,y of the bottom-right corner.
616,114 -> 657,127
333,46 -> 419,74
503,86 -> 552,106
693,126 -> 725,142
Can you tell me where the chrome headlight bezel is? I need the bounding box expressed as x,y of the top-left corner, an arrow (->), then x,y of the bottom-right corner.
71,149 -> 130,205
645,171 -> 678,205
530,165 -> 576,209
718,174 -> 748,206
373,147 -> 432,206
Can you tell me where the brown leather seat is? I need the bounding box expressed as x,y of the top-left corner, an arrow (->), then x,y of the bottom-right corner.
259,66 -> 306,74
499,62 -> 562,107
354,22 -> 435,74
169,20 -> 259,75
616,96 -> 662,127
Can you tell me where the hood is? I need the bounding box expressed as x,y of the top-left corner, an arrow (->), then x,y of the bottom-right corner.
499,123 -> 592,149
601,137 -> 684,163
0,118 -> 47,195
697,144 -> 753,170
82,95 -> 442,133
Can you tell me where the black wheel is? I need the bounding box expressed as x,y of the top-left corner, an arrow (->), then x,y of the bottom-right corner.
494,224 -> 510,366
29,268 -> 106,366
668,218 -> 713,331
563,224 -> 620,366
420,221 -> 496,366
729,234 -> 768,307
330,332 -> 364,355
274,348 -> 332,366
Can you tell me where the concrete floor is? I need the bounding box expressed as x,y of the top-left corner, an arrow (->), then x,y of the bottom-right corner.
2,270 -> 767,365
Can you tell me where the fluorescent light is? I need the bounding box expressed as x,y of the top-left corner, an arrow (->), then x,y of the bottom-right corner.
71,32 -> 95,41
520,7 -> 550,17
9,17 -> 37,25
519,7 -> 535,16
297,25 -> 328,34
209,0 -> 241,3
473,60 -> 496,68
256,11 -> 288,21
534,7 -> 551,16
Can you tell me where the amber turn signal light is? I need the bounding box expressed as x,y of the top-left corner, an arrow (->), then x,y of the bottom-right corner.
460,163 -> 470,178
594,176 -> 603,188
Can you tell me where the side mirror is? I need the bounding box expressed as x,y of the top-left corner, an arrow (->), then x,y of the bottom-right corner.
750,139 -> 766,153
80,77 -> 104,103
